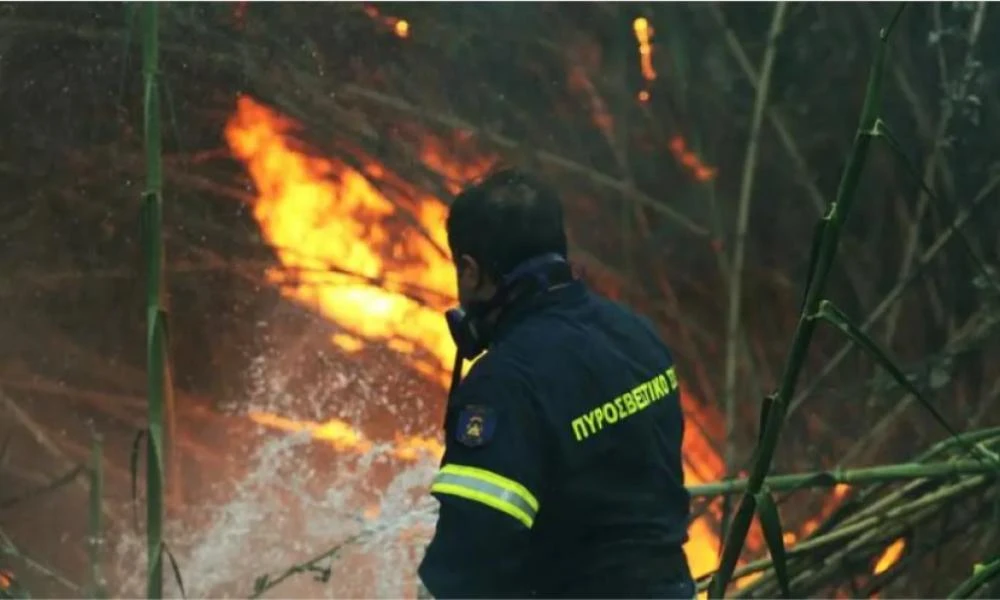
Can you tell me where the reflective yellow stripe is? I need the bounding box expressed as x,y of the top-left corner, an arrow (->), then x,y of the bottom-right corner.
430,463 -> 540,528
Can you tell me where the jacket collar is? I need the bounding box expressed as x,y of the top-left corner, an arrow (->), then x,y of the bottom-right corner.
490,280 -> 587,346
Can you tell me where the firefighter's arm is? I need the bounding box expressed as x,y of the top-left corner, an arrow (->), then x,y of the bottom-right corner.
418,366 -> 545,599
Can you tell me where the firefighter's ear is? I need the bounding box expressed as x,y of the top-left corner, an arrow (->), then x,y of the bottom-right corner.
456,254 -> 484,301
457,254 -> 480,284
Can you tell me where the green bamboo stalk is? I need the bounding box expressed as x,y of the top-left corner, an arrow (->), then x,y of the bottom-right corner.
778,486 -> 995,598
746,480 -> 998,597
87,432 -> 106,599
141,3 -> 166,598
689,460 -> 997,497
738,441 -> 1000,596
796,432 -> 1000,550
949,557 -> 1000,599
700,473 -> 992,592
915,429 -> 1000,463
707,6 -> 905,597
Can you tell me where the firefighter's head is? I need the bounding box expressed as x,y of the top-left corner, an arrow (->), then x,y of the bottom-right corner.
447,167 -> 568,308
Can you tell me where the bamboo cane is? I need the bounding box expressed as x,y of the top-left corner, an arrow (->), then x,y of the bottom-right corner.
707,6 -> 906,596
689,459 -> 997,497
87,432 -> 106,599
141,3 -> 169,597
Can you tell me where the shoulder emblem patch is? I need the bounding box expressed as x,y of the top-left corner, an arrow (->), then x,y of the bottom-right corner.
455,405 -> 497,448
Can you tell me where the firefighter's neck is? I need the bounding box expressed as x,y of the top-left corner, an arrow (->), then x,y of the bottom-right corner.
483,283 -> 549,329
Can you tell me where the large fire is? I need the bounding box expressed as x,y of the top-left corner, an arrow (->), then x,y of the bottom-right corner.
228,13 -> 903,592
226,100 -> 458,384
224,95 -> 738,584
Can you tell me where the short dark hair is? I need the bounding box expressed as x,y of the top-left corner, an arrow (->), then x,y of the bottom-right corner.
446,168 -> 568,279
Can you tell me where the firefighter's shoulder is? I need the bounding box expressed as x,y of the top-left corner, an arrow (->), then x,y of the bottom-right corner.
432,351 -> 546,532
449,352 -> 536,450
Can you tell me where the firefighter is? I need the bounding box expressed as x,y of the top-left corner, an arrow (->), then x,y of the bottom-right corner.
418,168 -> 694,599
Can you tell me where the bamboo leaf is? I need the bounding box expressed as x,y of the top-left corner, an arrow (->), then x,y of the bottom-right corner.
253,575 -> 270,596
162,543 -> 187,599
754,488 -> 791,598
311,564 -> 332,584
929,363 -> 952,390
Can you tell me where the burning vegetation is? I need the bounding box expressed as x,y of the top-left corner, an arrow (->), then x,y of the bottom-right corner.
0,2 -> 999,599
222,94 -> 734,581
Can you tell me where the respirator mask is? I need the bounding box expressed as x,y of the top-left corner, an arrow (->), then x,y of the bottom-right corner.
445,252 -> 573,363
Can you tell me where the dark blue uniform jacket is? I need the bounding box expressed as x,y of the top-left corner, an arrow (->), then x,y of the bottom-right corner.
418,280 -> 691,598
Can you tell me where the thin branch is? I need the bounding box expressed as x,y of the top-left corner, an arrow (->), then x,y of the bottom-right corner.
0,388 -> 117,522
0,465 -> 85,511
881,1 -> 990,345
721,1 -> 788,489
708,4 -> 824,217
0,527 -> 82,594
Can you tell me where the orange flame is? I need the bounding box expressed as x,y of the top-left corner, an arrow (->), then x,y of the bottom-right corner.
225,95 -> 735,581
669,136 -> 717,183
0,569 -> 12,590
247,411 -> 443,461
873,538 -> 905,575
225,96 -> 457,386
633,17 -> 657,82
364,5 -> 410,39
633,17 -> 656,102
